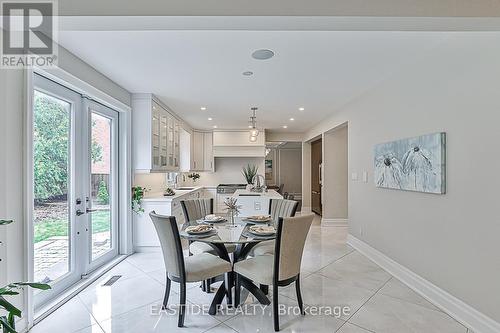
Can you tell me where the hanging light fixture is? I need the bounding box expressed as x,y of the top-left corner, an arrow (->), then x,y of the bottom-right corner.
248,106 -> 259,142
249,107 -> 259,140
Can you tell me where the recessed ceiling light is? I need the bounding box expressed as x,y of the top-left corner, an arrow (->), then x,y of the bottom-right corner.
282,125 -> 288,129
213,125 -> 218,129
298,107 -> 305,111
242,71 -> 253,76
201,107 -> 207,111
289,118 -> 295,121
208,117 -> 213,121
252,49 -> 275,60
248,125 -> 253,128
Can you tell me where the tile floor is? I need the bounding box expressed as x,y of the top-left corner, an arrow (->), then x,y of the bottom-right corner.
30,215 -> 472,333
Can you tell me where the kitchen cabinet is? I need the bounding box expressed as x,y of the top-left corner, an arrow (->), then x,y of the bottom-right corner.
132,94 -> 182,172
134,187 -> 206,248
212,130 -> 266,157
191,130 -> 214,171
203,132 -> 214,171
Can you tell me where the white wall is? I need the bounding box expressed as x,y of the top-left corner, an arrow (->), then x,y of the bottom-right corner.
183,157 -> 265,186
323,124 -> 348,219
304,33 -> 500,324
278,148 -> 302,195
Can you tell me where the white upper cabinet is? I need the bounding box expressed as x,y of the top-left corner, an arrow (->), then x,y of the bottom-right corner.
203,132 -> 214,171
132,94 -> 182,172
191,131 -> 204,171
191,130 -> 214,172
212,130 -> 266,157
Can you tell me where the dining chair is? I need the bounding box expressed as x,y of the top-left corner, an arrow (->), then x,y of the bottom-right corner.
149,212 -> 232,327
234,213 -> 315,331
181,198 -> 236,292
249,199 -> 299,258
277,184 -> 284,194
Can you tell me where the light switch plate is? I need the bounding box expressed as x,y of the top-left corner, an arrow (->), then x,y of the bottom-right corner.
351,172 -> 358,181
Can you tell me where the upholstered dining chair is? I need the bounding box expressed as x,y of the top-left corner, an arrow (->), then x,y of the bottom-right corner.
249,199 -> 299,257
149,212 -> 232,327
181,198 -> 237,292
234,213 -> 315,331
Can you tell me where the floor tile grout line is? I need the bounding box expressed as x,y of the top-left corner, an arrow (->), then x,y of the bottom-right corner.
373,291 -> 469,331
307,248 -> 356,274
344,275 -> 393,329
75,294 -> 109,333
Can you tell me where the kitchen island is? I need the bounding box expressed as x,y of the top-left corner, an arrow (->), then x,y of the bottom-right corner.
232,189 -> 283,216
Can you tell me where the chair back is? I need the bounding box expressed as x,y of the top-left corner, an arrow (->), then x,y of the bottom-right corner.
181,198 -> 213,222
149,212 -> 185,280
269,199 -> 299,225
277,184 -> 284,194
274,214 -> 314,282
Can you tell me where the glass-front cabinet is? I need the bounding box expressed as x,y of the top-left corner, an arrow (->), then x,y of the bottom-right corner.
132,94 -> 182,172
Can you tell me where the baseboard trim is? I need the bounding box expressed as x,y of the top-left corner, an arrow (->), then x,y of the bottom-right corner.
300,206 -> 312,213
347,234 -> 500,333
321,218 -> 348,226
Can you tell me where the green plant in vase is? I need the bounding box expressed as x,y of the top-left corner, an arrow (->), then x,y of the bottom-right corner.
132,186 -> 148,214
242,164 -> 258,185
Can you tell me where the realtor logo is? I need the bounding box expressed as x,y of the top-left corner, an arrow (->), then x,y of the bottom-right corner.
1,1 -> 58,68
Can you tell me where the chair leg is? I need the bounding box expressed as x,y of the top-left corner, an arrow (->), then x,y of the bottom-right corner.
295,275 -> 304,315
260,284 -> 269,295
273,284 -> 279,332
225,272 -> 232,307
206,278 -> 212,293
178,282 -> 186,327
162,274 -> 171,309
234,274 -> 241,306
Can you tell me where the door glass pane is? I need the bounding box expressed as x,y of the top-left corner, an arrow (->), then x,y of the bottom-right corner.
90,113 -> 112,260
33,91 -> 71,284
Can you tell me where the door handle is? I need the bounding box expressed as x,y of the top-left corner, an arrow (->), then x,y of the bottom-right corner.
76,209 -> 85,216
86,208 -> 97,213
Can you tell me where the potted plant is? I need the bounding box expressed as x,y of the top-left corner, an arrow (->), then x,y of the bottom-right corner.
242,164 -> 258,190
187,173 -> 200,183
224,197 -> 241,227
132,186 -> 148,214
0,219 -> 51,333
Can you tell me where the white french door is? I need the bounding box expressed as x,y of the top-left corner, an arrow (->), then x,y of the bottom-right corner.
32,74 -> 119,308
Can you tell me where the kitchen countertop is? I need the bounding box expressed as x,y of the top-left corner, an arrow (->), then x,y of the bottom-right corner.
232,189 -> 283,199
141,186 -> 211,202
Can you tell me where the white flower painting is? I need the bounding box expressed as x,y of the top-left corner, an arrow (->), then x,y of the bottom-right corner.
374,133 -> 446,194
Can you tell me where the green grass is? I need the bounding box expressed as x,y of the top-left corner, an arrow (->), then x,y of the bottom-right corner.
34,210 -> 111,243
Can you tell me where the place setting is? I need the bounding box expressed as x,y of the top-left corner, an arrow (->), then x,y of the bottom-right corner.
242,224 -> 276,240
182,224 -> 217,239
242,214 -> 273,224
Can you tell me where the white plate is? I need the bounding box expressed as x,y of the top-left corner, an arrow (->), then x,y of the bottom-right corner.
245,216 -> 272,223
204,216 -> 225,223
248,226 -> 275,236
186,226 -> 214,235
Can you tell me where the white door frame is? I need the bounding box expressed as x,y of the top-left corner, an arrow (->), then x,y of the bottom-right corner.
24,68 -> 133,327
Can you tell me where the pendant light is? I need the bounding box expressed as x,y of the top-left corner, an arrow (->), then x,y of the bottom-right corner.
249,107 -> 259,140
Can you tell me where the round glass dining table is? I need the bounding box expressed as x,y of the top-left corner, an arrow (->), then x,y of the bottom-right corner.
180,217 -> 275,314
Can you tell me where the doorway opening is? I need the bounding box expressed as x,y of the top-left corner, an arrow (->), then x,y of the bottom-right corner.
310,138 -> 322,216
32,74 -> 120,308
265,141 -> 303,210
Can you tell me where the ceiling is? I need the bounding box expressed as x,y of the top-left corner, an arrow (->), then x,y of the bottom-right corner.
59,30 -> 448,132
